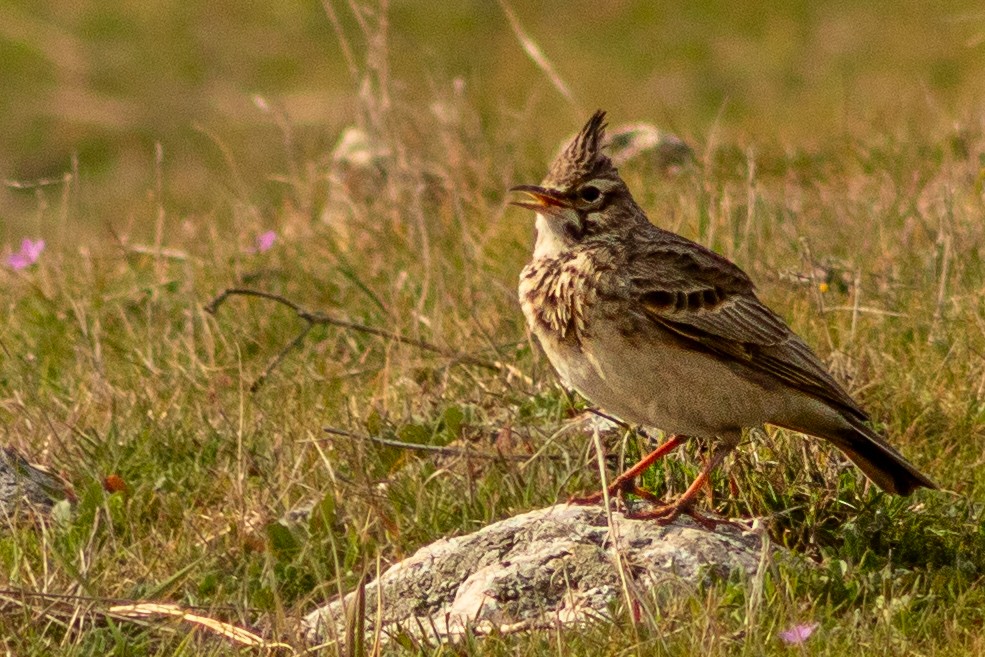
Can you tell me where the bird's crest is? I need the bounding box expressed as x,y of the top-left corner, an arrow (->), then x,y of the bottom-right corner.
544,110 -> 614,188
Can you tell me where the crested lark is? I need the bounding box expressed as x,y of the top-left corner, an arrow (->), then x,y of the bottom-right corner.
511,110 -> 936,524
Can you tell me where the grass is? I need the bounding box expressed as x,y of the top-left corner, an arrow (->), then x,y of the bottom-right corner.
2,1 -> 985,654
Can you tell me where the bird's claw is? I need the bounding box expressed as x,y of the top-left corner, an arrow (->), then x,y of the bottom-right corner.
567,482 -> 662,507
627,500 -> 726,530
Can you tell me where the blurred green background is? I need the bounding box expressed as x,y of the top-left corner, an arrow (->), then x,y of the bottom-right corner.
1,1 -> 983,240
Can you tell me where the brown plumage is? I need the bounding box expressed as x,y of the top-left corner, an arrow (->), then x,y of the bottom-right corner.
512,110 -> 936,523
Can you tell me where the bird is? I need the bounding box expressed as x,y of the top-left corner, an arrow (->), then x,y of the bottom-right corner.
510,110 -> 936,525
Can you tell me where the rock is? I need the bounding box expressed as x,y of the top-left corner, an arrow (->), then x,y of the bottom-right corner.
606,123 -> 695,170
330,127 -> 390,171
303,504 -> 773,647
0,447 -> 70,517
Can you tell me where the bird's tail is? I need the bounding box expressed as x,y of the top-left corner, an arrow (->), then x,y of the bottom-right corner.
824,421 -> 937,496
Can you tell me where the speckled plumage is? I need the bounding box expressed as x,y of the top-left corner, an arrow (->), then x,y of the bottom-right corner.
512,110 -> 936,507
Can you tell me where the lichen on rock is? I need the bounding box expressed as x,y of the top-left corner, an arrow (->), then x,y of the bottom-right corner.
303,504 -> 773,647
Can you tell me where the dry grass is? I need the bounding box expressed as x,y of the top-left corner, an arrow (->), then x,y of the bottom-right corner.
2,1 -> 985,655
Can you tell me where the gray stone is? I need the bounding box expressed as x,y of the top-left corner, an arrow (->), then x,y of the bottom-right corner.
0,447 -> 68,517
303,504 -> 773,647
606,123 -> 695,169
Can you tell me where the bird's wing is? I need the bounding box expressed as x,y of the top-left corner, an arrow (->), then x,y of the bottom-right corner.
624,233 -> 866,420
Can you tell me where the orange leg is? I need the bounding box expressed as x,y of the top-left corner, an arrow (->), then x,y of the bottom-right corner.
629,444 -> 732,529
569,434 -> 688,506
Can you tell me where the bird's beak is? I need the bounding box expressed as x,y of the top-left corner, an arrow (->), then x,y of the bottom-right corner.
508,185 -> 570,211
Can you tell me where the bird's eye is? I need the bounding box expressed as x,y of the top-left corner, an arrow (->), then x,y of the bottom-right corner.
579,186 -> 601,203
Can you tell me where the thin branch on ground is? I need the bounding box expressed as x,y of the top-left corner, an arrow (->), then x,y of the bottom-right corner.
204,287 -> 510,391
321,426 -> 559,463
0,588 -> 260,615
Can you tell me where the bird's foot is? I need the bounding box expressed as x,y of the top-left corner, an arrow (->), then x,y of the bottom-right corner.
569,434 -> 688,507
569,483 -> 733,530
627,499 -> 725,530
567,482 -> 662,507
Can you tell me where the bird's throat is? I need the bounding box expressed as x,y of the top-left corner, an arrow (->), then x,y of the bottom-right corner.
532,214 -> 570,259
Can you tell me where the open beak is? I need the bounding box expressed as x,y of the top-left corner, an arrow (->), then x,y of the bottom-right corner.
508,185 -> 570,211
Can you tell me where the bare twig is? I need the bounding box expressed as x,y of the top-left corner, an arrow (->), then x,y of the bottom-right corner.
121,244 -> 190,261
824,305 -> 906,317
154,142 -> 166,282
849,270 -> 862,342
4,175 -> 71,189
110,603 -> 295,651
205,287 -> 510,390
496,0 -> 581,113
0,588 -> 263,617
250,323 -> 314,393
321,426 -> 552,463
320,0 -> 361,85
586,407 -> 631,432
928,232 -> 952,344
798,237 -> 834,351
743,146 -> 757,261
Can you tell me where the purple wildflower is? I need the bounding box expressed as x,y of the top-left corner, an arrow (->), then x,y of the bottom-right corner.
779,622 -> 819,645
6,238 -> 45,270
255,230 -> 276,253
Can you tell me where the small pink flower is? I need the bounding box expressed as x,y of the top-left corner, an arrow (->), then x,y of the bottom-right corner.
255,230 -> 276,253
779,622 -> 819,645
6,238 -> 45,270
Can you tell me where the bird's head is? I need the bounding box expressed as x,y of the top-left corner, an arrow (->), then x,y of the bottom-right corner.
510,110 -> 641,253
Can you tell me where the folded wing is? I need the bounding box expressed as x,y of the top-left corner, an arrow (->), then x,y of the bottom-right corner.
625,232 -> 866,423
